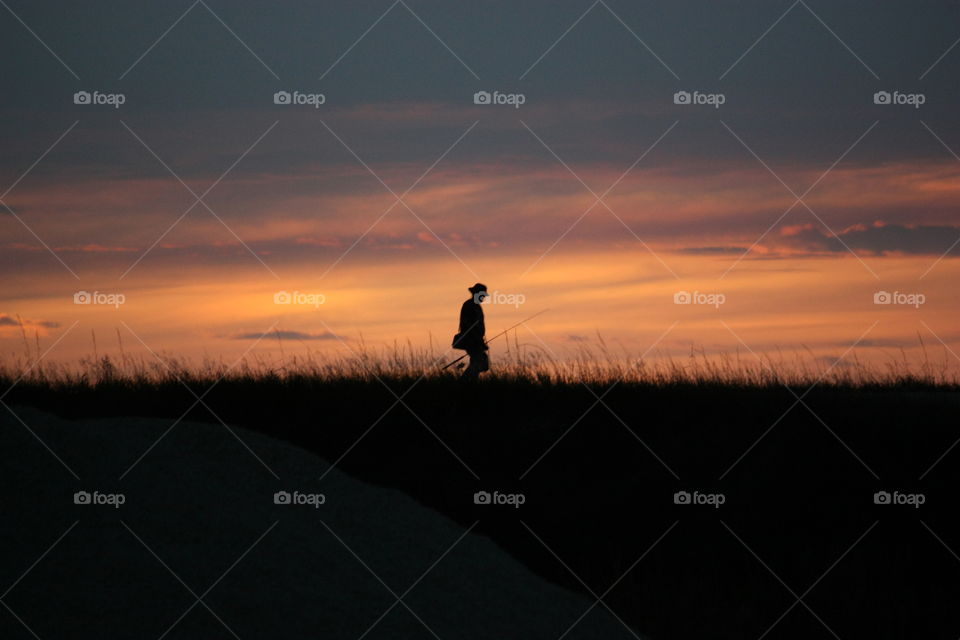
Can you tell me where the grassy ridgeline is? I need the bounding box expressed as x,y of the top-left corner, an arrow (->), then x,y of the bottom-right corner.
3,333 -> 960,388
3,352 -> 959,638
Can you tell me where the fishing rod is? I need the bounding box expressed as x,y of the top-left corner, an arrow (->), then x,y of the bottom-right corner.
441,308 -> 550,370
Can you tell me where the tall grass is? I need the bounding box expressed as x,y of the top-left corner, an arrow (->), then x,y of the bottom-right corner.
2,331 -> 958,389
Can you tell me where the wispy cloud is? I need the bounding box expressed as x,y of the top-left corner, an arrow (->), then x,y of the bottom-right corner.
0,314 -> 60,329
779,221 -> 960,256
676,246 -> 749,255
233,330 -> 340,341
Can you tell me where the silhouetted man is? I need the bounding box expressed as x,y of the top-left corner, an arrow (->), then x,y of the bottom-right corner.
453,283 -> 489,380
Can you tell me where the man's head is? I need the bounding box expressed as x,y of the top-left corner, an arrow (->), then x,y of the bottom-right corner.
469,282 -> 488,304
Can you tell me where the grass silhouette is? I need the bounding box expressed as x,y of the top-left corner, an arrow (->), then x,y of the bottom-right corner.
4,327 -> 958,389
3,337 -> 959,638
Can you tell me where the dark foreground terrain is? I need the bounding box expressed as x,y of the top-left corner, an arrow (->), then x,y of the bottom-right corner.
4,374 -> 960,638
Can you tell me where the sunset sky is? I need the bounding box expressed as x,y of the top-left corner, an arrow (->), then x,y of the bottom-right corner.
2,0 -> 959,369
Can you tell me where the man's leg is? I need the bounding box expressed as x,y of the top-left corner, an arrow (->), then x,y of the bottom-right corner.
475,350 -> 489,373
462,349 -> 486,379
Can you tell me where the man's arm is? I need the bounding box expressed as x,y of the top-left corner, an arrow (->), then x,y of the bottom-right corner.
459,302 -> 486,348
459,301 -> 473,333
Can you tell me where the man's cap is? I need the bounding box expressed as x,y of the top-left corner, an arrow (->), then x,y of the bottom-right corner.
468,283 -> 488,294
